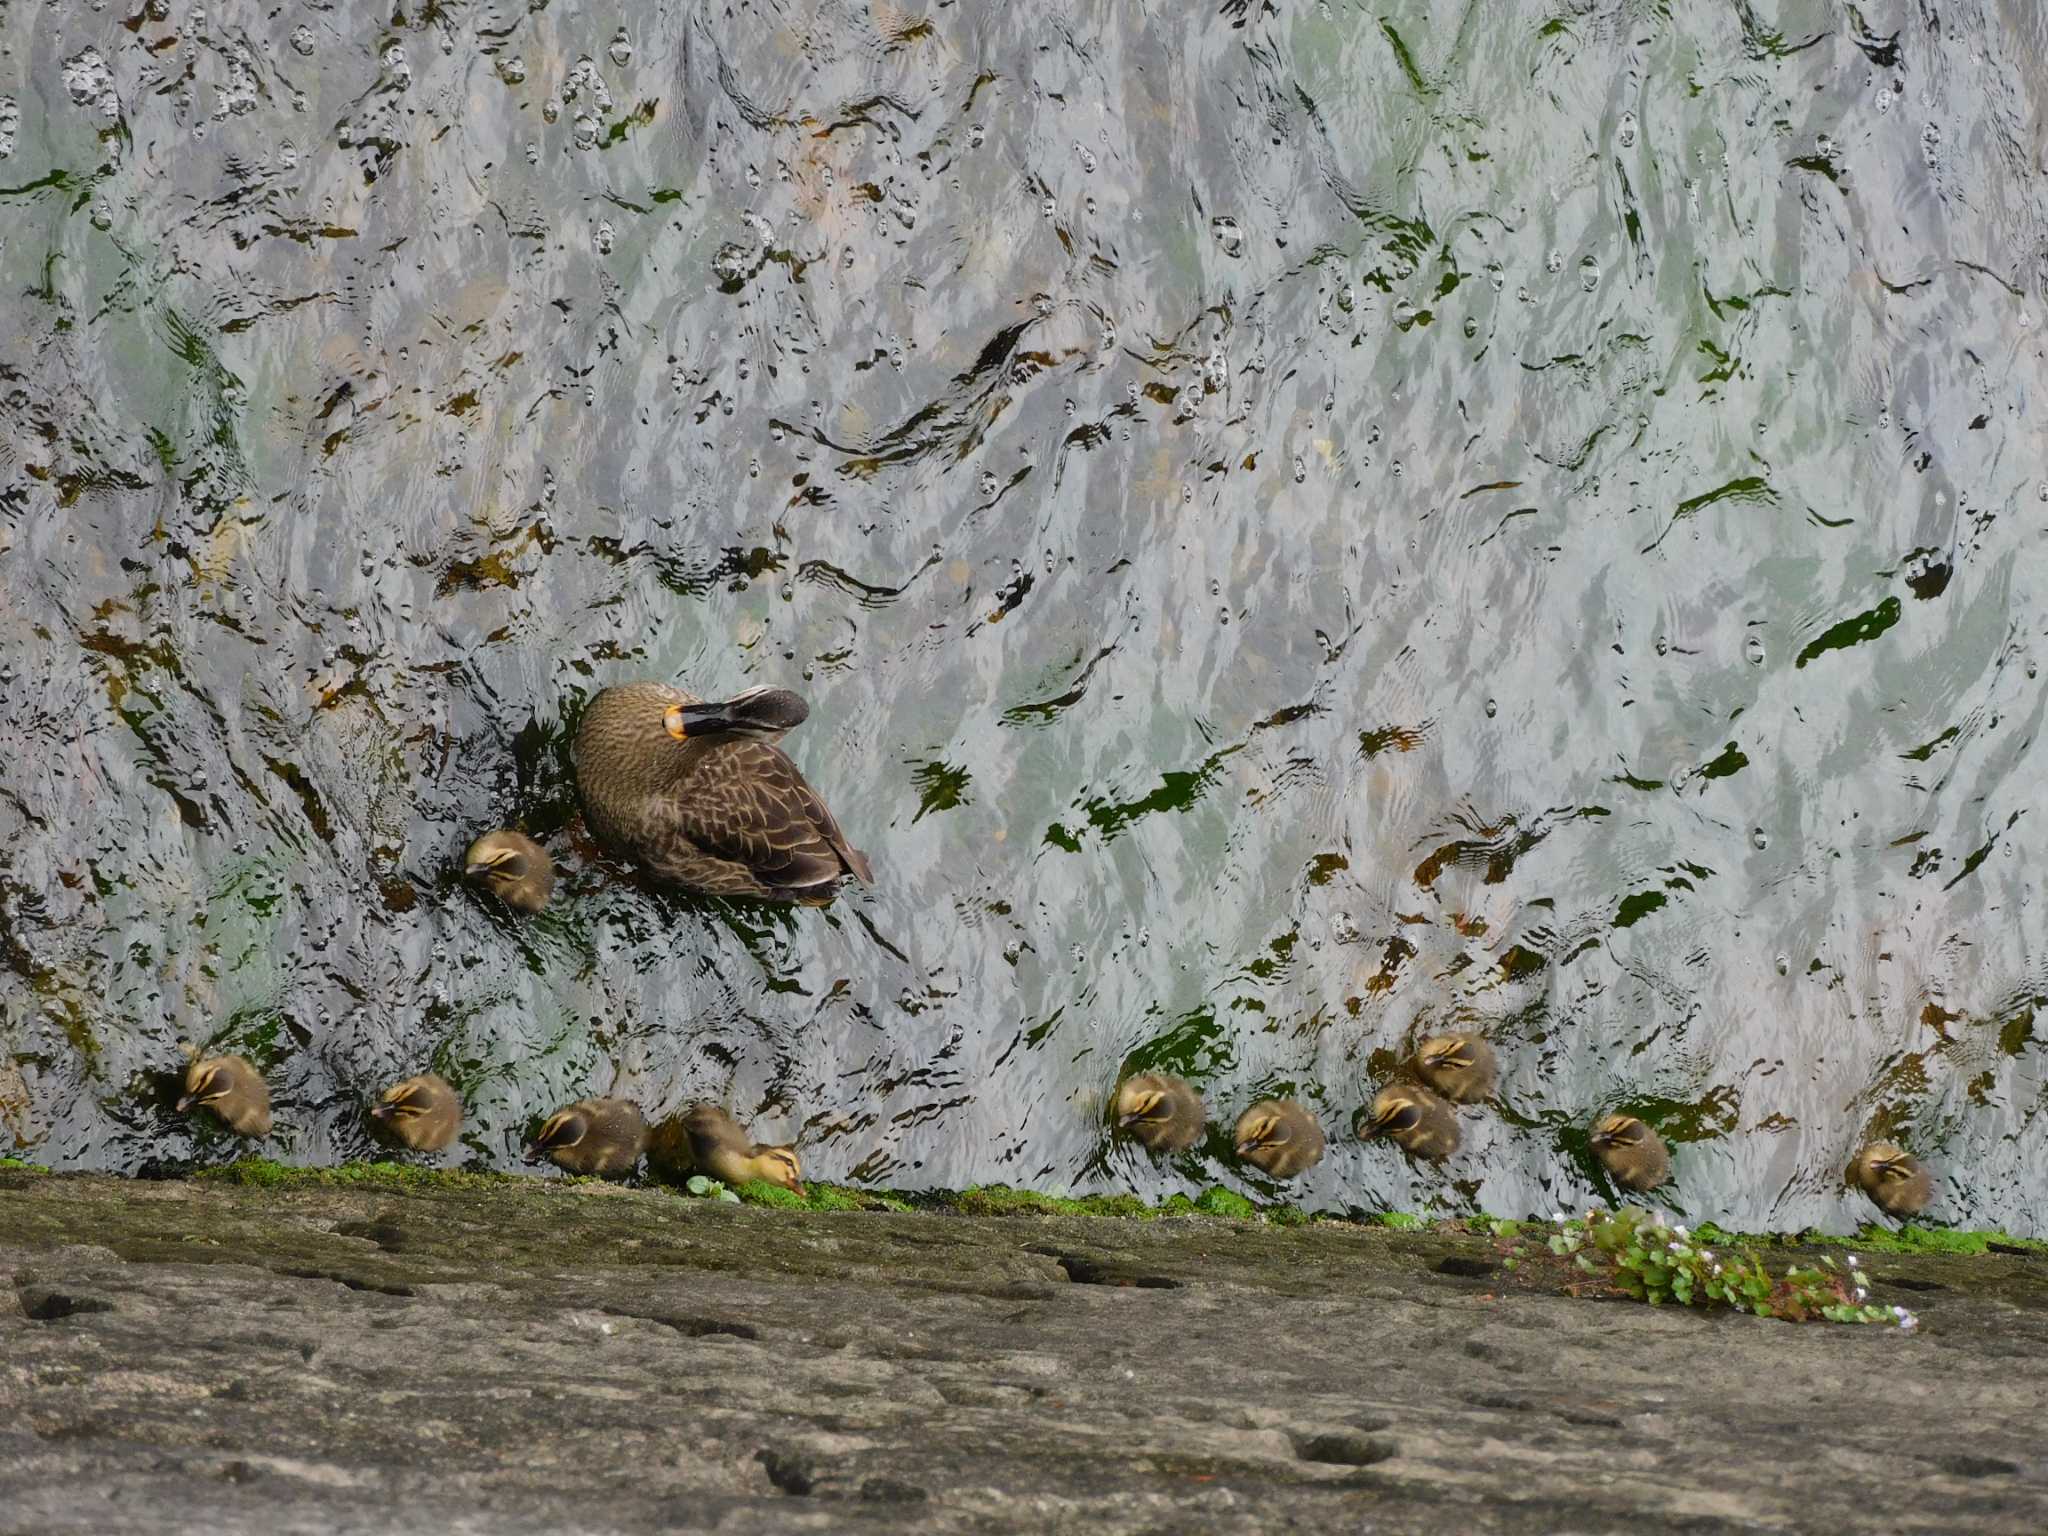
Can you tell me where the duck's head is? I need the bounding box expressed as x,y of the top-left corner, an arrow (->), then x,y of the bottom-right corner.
1421,1037 -> 1476,1071
527,1109 -> 588,1162
1365,1091 -> 1425,1139
1590,1113 -> 1646,1150
373,1075 -> 440,1124
176,1059 -> 231,1114
752,1145 -> 806,1197
664,686 -> 810,743
1115,1079 -> 1168,1130
1234,1109 -> 1288,1158
465,830 -> 532,885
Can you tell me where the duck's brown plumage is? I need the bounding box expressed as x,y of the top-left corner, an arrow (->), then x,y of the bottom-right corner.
649,1103 -> 804,1194
1113,1072 -> 1206,1155
464,829 -> 555,914
1233,1099 -> 1325,1180
1590,1113 -> 1671,1193
573,681 -> 871,902
527,1097 -> 647,1177
1415,1033 -> 1498,1104
371,1073 -> 463,1153
1849,1141 -> 1933,1218
177,1054 -> 271,1138
1363,1084 -> 1461,1162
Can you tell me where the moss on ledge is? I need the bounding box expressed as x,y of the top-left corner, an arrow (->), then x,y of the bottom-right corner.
193,1157 -> 517,1193
16,1158 -> 2045,1256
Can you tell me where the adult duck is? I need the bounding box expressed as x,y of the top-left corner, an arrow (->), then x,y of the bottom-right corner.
573,681 -> 872,901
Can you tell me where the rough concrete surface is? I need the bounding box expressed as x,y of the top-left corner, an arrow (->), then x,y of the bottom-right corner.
3,1172 -> 2046,1534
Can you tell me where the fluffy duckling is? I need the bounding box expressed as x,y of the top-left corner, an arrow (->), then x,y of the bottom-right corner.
1849,1141 -> 1933,1218
464,829 -> 555,915
526,1097 -> 647,1177
370,1073 -> 463,1153
1233,1099 -> 1325,1180
652,1103 -> 805,1195
1113,1073 -> 1205,1155
1590,1113 -> 1671,1193
1414,1033 -> 1498,1104
177,1053 -> 271,1137
1362,1084 -> 1461,1162
572,681 -> 871,902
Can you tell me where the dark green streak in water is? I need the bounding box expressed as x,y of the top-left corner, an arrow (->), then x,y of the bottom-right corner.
1795,597 -> 1901,670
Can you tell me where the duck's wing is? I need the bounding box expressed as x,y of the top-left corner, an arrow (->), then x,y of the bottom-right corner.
668,742 -> 872,893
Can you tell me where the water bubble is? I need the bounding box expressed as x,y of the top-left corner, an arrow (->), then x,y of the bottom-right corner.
1654,634 -> 1669,656
1921,122 -> 1940,168
562,56 -> 614,113
749,459 -> 760,479
608,29 -> 634,67
593,217 -> 615,254
0,97 -> 19,160
524,140 -> 540,166
382,42 -> 411,87
289,24 -> 315,56
1211,216 -> 1245,256
90,201 -> 111,230
542,96 -> 562,124
61,47 -> 120,118
496,56 -> 527,85
712,242 -> 753,284
1487,263 -> 1504,292
573,113 -> 599,150
1041,196 -> 1056,219
1618,111 -> 1638,148
1293,455 -> 1306,484
337,120 -> 352,146
1484,698 -> 1498,718
979,471 -> 998,497
968,123 -> 985,147
1075,142 -> 1097,172
1751,828 -> 1769,850
1744,634 -> 1765,665
1579,256 -> 1601,291
1545,247 -> 1564,274
1391,459 -> 1404,477
1775,954 -> 1790,976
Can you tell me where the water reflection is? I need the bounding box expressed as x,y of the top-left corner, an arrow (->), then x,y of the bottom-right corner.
1,1 -> 2044,1234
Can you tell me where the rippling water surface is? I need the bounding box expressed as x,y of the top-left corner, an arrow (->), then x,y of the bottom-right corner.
4,0 -> 2047,1233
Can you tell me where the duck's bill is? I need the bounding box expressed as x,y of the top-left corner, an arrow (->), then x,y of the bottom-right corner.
175,1094 -> 196,1112
666,701 -> 739,740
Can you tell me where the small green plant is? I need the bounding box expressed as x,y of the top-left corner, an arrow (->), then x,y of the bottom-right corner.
683,1174 -> 742,1203
1506,1207 -> 1918,1330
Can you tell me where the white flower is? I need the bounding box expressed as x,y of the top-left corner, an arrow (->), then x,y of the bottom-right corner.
1699,1250 -> 1715,1263
1847,1254 -> 1860,1268
1855,1286 -> 1869,1300
1552,1210 -> 1568,1224
1673,1224 -> 1689,1239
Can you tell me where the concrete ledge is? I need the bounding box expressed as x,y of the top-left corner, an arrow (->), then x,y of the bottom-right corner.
3,1171 -> 2046,1533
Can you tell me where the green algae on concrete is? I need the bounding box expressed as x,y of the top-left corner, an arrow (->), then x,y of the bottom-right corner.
193,1156 -> 517,1193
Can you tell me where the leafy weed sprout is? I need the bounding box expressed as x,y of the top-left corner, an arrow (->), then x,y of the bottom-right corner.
1503,1207 -> 1918,1330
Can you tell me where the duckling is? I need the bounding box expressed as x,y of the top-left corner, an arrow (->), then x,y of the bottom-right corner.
1849,1141 -> 1933,1218
1414,1033 -> 1498,1104
526,1097 -> 647,1177
573,681 -> 872,902
370,1073 -> 463,1153
1362,1084 -> 1461,1162
176,1053 -> 271,1137
651,1104 -> 805,1195
463,829 -> 555,914
1590,1113 -> 1671,1193
1113,1072 -> 1205,1155
1233,1099 -> 1325,1179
